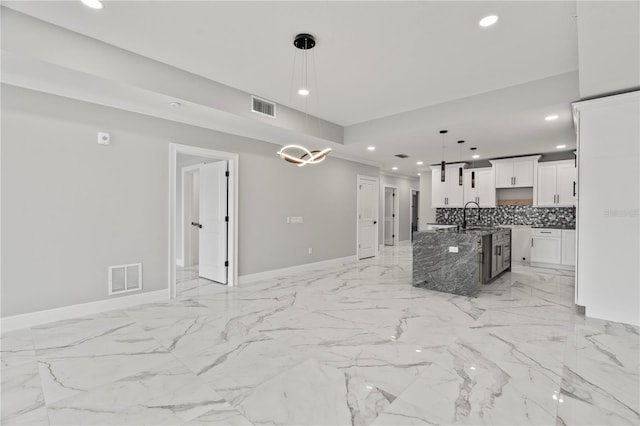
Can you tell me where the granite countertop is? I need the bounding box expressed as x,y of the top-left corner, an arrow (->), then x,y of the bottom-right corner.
421,226 -> 509,236
531,225 -> 576,230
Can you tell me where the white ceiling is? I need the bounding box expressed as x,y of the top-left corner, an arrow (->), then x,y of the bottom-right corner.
2,0 -> 583,176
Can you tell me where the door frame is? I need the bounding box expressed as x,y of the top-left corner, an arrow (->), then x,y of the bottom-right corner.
382,185 -> 399,246
410,188 -> 419,241
169,143 -> 239,298
356,174 -> 379,259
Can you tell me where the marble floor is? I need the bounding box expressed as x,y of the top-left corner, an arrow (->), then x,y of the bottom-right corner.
176,265 -> 221,296
2,243 -> 638,425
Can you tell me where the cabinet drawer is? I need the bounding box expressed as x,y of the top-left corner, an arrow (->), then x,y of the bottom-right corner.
532,228 -> 561,237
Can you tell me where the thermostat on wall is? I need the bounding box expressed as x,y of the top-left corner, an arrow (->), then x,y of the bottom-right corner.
97,132 -> 110,145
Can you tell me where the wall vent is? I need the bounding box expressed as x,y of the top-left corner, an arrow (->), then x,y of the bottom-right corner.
251,96 -> 276,118
108,263 -> 142,295
395,154 -> 409,158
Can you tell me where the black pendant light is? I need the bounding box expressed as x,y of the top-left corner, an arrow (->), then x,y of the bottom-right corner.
440,130 -> 448,182
457,140 -> 465,186
470,147 -> 477,188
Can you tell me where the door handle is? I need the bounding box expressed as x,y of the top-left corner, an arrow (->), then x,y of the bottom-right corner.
191,222 -> 203,229
573,181 -> 576,197
373,220 -> 377,224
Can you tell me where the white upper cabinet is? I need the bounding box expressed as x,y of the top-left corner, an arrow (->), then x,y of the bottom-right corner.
556,162 -> 577,205
431,163 -> 466,208
537,160 -> 576,207
491,156 -> 540,188
463,168 -> 496,207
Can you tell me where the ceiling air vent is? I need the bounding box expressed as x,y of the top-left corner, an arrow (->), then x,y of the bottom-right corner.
251,96 -> 276,118
395,154 -> 409,158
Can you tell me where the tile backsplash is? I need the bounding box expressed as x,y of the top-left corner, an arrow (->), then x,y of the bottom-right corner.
436,206 -> 576,228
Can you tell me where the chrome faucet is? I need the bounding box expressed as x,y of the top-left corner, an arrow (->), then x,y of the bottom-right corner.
463,201 -> 480,229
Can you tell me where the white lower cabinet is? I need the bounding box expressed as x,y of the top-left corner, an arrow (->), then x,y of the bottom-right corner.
531,228 -> 575,268
561,229 -> 576,266
531,229 -> 562,264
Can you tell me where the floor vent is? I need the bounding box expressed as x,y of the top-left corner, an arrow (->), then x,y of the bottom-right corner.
251,96 -> 276,118
108,263 -> 142,295
395,154 -> 409,158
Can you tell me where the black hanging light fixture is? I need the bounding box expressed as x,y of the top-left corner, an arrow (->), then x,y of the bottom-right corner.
470,147 -> 477,188
440,130 -> 448,182
277,33 -> 332,166
457,140 -> 465,186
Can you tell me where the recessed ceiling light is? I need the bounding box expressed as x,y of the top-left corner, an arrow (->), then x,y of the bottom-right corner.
545,115 -> 559,121
416,161 -> 423,165
81,0 -> 103,9
297,88 -> 310,96
367,146 -> 375,151
556,144 -> 567,149
392,167 -> 398,171
417,173 -> 421,176
472,154 -> 480,159
479,15 -> 498,27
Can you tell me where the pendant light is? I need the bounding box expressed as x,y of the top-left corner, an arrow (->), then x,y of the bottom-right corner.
470,147 -> 477,188
440,130 -> 448,182
277,33 -> 332,167
457,140 -> 465,186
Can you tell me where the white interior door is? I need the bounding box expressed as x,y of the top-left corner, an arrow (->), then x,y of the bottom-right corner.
384,187 -> 395,245
190,170 -> 200,265
358,176 -> 378,259
199,161 -> 228,283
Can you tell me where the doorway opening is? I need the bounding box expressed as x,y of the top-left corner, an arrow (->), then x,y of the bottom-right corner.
411,189 -> 420,241
383,186 -> 399,246
169,144 -> 238,298
357,175 -> 379,259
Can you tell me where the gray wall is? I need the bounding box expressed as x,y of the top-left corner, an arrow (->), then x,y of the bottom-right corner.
1,85 -> 378,317
419,172 -> 436,230
379,174 -> 419,242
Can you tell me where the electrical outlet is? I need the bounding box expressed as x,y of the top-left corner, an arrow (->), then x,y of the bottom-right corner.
290,216 -> 304,224
449,246 -> 459,253
308,247 -> 312,255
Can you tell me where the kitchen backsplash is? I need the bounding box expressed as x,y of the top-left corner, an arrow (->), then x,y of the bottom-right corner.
436,206 -> 576,228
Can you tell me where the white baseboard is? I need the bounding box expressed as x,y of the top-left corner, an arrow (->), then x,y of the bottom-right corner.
176,258 -> 184,267
239,255 -> 357,285
530,261 -> 575,271
1,289 -> 169,333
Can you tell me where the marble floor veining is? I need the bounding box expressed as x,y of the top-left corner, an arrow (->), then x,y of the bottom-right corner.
2,243 -> 638,425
